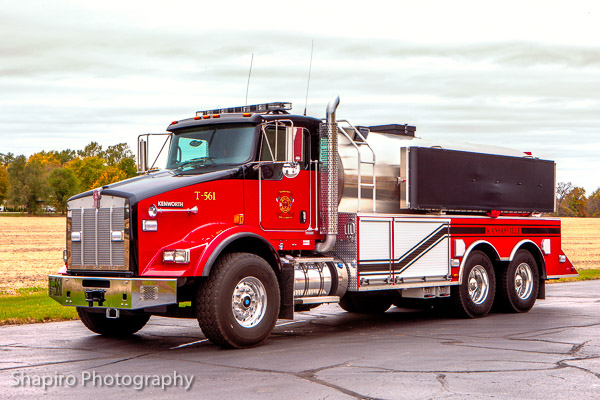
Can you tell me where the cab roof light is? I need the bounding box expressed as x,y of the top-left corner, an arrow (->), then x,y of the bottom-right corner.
212,114 -> 220,118
171,120 -> 178,125
195,102 -> 292,117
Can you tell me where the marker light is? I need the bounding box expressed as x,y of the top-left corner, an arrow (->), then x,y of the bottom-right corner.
233,214 -> 244,224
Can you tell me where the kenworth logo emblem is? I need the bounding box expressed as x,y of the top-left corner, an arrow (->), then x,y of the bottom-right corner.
92,189 -> 101,209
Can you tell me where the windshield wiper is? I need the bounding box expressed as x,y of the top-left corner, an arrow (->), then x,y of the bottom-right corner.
175,157 -> 216,171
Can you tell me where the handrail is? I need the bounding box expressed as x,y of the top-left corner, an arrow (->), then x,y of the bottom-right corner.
336,120 -> 377,213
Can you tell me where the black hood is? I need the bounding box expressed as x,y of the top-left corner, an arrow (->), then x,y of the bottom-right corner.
70,167 -> 243,206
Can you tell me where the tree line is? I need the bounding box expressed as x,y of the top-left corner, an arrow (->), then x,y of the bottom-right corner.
555,182 -> 600,217
0,142 -> 136,215
0,145 -> 598,217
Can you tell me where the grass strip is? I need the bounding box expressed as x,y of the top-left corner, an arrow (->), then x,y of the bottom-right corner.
0,287 -> 78,326
554,268 -> 600,283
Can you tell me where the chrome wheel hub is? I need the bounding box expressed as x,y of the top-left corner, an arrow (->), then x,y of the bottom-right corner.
514,263 -> 533,300
468,265 -> 489,305
232,277 -> 267,328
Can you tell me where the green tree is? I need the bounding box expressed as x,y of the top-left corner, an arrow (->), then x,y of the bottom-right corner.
104,143 -> 133,166
561,187 -> 587,217
587,188 -> 600,217
66,156 -> 106,192
117,157 -> 137,178
7,155 -> 26,208
52,149 -> 77,165
48,167 -> 81,214
0,152 -> 15,167
8,157 -> 49,215
0,166 -> 8,204
77,142 -> 104,159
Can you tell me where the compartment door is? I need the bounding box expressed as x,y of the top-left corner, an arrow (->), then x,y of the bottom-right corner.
393,219 -> 450,280
357,217 -> 393,283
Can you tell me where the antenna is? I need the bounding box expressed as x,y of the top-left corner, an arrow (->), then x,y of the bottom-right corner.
303,40 -> 314,116
245,53 -> 254,106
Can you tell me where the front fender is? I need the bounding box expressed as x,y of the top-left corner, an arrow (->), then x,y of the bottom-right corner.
139,223 -> 275,277
192,225 -> 277,276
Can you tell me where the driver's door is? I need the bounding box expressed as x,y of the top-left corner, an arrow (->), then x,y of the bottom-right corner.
258,125 -> 314,232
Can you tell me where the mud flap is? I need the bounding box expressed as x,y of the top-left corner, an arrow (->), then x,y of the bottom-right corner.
278,263 -> 294,319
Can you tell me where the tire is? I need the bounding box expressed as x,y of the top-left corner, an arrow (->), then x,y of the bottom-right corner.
77,308 -> 150,337
451,250 -> 495,318
196,252 -> 280,348
496,249 -> 539,313
338,291 -> 392,314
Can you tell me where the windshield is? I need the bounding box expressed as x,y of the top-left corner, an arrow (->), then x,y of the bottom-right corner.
166,124 -> 257,171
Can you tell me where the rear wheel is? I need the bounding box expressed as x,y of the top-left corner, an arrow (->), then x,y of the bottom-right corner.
496,249 -> 539,313
196,252 -> 280,348
451,250 -> 495,318
77,308 -> 150,337
338,291 -> 392,314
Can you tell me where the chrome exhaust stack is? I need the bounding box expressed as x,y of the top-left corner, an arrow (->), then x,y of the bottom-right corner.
316,94 -> 340,253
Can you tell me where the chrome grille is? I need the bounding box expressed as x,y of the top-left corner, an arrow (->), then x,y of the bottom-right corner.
68,195 -> 129,271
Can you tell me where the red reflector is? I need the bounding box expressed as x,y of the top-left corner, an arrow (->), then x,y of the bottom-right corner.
212,114 -> 220,118
194,116 -> 201,120
203,115 -> 210,119
171,121 -> 178,125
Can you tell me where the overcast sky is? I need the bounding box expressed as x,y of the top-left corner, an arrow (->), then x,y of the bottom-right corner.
1,0 -> 599,193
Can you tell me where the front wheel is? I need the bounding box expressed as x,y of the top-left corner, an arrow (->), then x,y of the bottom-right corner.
196,252 -> 280,348
77,308 -> 150,337
451,250 -> 496,318
496,250 -> 539,313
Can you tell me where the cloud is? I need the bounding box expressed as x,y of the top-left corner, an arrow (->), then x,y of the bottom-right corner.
0,1 -> 598,193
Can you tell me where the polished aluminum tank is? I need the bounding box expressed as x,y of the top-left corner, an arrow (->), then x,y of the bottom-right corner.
337,128 -> 527,214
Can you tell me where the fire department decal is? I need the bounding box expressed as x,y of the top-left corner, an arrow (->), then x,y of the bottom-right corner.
276,190 -> 294,219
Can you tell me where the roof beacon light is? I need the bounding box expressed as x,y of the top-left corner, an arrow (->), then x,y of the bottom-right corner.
196,102 -> 292,117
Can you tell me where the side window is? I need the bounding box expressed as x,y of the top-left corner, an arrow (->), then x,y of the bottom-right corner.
260,126 -> 307,165
260,126 -> 286,162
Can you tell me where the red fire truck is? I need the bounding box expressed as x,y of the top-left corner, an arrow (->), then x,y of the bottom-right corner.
49,95 -> 577,348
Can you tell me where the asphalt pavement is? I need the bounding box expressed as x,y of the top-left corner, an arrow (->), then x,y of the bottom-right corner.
1,280 -> 599,399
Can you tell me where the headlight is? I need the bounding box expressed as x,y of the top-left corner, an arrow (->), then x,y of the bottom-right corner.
163,249 -> 190,264
148,204 -> 158,218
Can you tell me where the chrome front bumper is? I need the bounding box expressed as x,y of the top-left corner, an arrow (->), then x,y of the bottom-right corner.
48,274 -> 177,310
